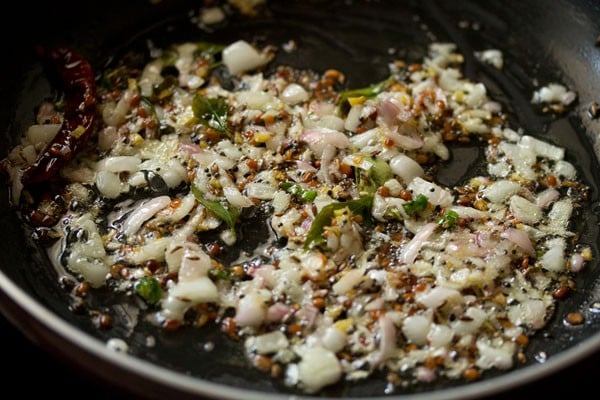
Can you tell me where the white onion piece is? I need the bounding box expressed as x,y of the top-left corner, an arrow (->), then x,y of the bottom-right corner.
349,127 -> 378,148
66,215 -> 108,288
169,277 -> 219,304
519,135 -> 564,161
532,83 -> 576,105
237,91 -> 274,109
178,247 -> 212,282
427,324 -> 454,348
449,206 -> 488,220
389,154 -> 424,184
476,341 -> 515,370
103,90 -> 133,127
295,160 -> 317,172
159,193 -> 195,223
541,238 -> 566,272
451,307 -> 486,335
384,124 -> 424,150
235,293 -> 267,328
547,199 -> 572,232
321,326 -> 347,353
246,331 -> 289,355
408,177 -> 453,207
98,126 -> 118,151
281,83 -> 309,105
570,253 -> 585,272
222,40 -> 269,75
344,104 -> 362,132
26,124 -> 61,145
400,222 -> 437,264
501,228 -> 534,255
402,315 -> 431,345
96,156 -> 141,173
554,160 -> 577,180
96,171 -> 122,199
376,315 -> 396,363
482,180 -> 520,204
245,182 -> 276,200
536,188 -> 560,208
297,347 -> 342,394
271,191 -> 291,214
300,128 -> 350,157
417,286 -> 461,309
127,237 -> 171,265
333,269 -> 365,295
508,300 -> 546,329
477,49 -> 503,69
416,367 -> 436,383
509,195 -> 542,224
313,115 -> 345,131
267,303 -> 292,323
122,196 -> 171,237
193,149 -> 235,170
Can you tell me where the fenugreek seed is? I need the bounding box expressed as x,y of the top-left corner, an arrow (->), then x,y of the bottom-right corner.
553,285 -> 570,299
463,367 -> 479,381
253,355 -> 273,372
565,312 -> 584,325
75,281 -> 90,296
515,334 -> 529,346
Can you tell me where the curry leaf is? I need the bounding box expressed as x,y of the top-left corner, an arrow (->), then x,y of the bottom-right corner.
305,196 -> 373,249
338,76 -> 393,105
192,95 -> 230,135
191,185 -> 238,232
195,41 -> 227,58
370,157 -> 393,187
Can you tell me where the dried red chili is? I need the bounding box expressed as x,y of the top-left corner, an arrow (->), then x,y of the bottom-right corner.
21,47 -> 96,186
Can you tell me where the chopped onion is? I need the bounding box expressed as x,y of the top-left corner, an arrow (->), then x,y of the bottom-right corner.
570,253 -> 585,272
408,177 -> 453,207
389,154 -> 424,184
417,286 -> 461,309
536,188 -> 560,209
246,331 -> 289,354
402,315 -> 431,345
96,171 -> 122,199
333,269 -> 365,295
300,127 -> 350,157
26,124 -> 61,145
96,156 -> 141,173
281,83 -> 309,105
297,347 -> 342,393
122,196 -> 172,237
501,228 -> 534,255
400,222 -> 437,264
482,180 -> 520,204
222,40 -> 269,75
509,195 -> 542,224
476,341 -> 515,370
235,293 -> 267,328
321,326 -> 347,353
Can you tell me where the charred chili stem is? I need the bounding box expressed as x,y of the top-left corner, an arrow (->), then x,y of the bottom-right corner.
21,47 -> 96,186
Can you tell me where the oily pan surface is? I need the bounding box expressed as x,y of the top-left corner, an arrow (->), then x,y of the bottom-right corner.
0,0 -> 600,398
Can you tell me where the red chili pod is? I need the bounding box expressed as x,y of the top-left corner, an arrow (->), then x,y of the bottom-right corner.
21,47 -> 96,186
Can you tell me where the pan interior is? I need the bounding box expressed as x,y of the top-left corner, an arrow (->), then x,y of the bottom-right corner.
1,0 -> 600,398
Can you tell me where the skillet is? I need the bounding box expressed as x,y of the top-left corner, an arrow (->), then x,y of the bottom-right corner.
1,0 -> 600,398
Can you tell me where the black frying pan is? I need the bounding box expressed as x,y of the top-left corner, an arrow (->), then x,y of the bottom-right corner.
1,1 -> 600,399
